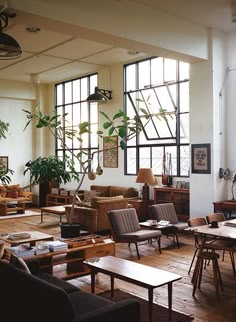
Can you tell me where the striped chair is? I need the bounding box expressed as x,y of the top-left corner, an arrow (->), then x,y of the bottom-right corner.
149,203 -> 188,248
108,208 -> 162,259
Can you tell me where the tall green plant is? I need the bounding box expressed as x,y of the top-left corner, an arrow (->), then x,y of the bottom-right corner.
0,120 -> 9,140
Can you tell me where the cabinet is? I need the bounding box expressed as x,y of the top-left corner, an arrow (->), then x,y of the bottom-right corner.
46,194 -> 73,206
154,187 -> 189,221
25,238 -> 115,280
129,199 -> 154,221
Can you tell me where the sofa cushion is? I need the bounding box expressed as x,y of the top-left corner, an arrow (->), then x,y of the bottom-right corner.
90,185 -> 110,197
84,189 -> 100,202
0,260 -> 76,322
69,290 -> 113,317
0,185 -> 7,197
91,195 -> 124,208
110,186 -> 138,198
36,272 -> 80,293
7,190 -> 18,198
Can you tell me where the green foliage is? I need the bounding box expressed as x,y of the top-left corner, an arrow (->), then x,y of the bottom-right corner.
0,164 -> 14,185
23,156 -> 80,185
0,120 -> 10,140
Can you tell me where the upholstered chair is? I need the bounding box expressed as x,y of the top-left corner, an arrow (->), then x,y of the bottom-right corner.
108,208 -> 162,259
149,203 -> 188,248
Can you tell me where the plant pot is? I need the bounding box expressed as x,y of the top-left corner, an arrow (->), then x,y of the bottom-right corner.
60,223 -> 81,238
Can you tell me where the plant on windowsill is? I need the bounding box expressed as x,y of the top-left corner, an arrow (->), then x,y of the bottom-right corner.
23,105 -> 151,234
0,120 -> 14,185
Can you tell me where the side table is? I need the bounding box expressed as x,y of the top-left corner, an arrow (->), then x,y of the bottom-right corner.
129,199 -> 154,222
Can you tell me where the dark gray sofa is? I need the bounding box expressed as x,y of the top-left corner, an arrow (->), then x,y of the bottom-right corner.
0,259 -> 140,322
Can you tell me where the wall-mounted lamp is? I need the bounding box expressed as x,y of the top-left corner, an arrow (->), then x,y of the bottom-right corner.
87,86 -> 112,104
136,168 -> 156,200
0,5 -> 22,59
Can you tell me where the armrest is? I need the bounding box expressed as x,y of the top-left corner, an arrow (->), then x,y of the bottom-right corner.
75,299 -> 140,322
25,258 -> 41,274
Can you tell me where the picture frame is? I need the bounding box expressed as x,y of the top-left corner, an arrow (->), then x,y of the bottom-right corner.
103,136 -> 118,168
0,156 -> 8,170
191,143 -> 211,174
176,181 -> 185,189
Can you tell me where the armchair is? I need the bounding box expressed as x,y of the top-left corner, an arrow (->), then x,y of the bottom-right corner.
149,203 -> 188,248
108,208 -> 162,259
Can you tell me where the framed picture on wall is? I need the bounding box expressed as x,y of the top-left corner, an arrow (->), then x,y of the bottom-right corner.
191,143 -> 211,174
0,156 -> 8,170
103,136 -> 118,168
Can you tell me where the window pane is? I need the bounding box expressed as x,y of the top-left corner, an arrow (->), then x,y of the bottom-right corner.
126,64 -> 136,91
138,60 -> 150,88
73,79 -> 80,102
126,148 -> 136,174
56,84 -> 63,106
180,113 -> 189,144
164,59 -> 177,82
65,82 -> 72,104
180,145 -> 190,176
139,147 -> 151,168
151,57 -> 163,85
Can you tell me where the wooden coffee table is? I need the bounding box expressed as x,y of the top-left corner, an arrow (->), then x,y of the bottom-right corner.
0,231 -> 54,246
40,205 -> 66,223
84,255 -> 182,322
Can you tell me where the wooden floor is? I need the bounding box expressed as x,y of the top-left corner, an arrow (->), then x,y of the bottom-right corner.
1,210 -> 236,322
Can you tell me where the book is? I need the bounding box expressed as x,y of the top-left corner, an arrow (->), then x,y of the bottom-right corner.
45,240 -> 68,251
224,219 -> 236,227
34,242 -> 50,255
9,244 -> 34,257
7,232 -> 31,240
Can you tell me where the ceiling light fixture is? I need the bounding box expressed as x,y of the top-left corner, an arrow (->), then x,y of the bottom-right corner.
86,86 -> 112,104
0,4 -> 22,59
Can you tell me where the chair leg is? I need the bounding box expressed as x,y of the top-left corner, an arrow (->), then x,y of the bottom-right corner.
188,247 -> 198,275
229,251 -> 236,276
175,233 -> 180,249
157,237 -> 161,254
134,243 -> 140,260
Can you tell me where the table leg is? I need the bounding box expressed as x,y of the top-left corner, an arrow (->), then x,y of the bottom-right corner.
148,288 -> 153,322
111,276 -> 114,297
41,210 -> 43,223
167,283 -> 173,322
91,270 -> 96,294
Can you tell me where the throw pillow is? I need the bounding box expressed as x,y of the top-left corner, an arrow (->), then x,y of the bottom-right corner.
7,190 -> 18,198
10,254 -> 31,274
83,190 -> 100,202
0,185 -> 7,197
91,195 -> 124,208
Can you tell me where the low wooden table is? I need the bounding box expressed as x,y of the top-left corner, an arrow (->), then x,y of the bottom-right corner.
40,205 -> 67,223
0,231 -> 54,246
84,255 -> 182,322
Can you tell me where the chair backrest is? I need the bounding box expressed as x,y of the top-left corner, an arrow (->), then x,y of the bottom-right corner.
108,208 -> 140,240
188,217 -> 207,227
149,203 -> 178,224
206,212 -> 226,224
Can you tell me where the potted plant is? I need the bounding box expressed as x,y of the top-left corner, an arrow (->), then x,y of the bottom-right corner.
24,155 -> 80,207
0,164 -> 14,185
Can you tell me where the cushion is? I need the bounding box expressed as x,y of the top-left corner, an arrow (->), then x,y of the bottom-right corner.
83,190 -> 100,202
10,254 -> 31,274
6,184 -> 20,191
91,195 -> 124,208
7,190 -> 18,198
110,186 -> 138,198
0,185 -> 7,197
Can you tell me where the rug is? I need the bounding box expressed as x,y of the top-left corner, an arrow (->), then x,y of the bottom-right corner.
0,210 -> 40,220
99,289 -> 194,322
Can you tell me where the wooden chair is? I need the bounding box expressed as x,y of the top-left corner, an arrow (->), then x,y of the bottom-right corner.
149,203 -> 188,248
108,208 -> 162,259
206,212 -> 236,276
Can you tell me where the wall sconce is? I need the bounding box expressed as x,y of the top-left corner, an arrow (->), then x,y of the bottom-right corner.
87,87 -> 112,104
136,168 -> 155,200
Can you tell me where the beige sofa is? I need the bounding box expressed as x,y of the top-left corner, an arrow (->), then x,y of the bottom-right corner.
65,185 -> 138,233
0,184 -> 33,216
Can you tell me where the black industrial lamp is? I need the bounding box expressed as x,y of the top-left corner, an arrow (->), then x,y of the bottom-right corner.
87,86 -> 112,104
0,6 -> 22,59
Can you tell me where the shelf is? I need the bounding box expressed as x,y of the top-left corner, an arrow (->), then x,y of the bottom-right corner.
154,187 -> 189,220
46,194 -> 73,207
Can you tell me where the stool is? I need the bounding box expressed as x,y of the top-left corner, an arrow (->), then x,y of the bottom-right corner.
191,251 -> 223,298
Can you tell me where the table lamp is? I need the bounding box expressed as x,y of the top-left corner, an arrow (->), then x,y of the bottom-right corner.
136,168 -> 155,200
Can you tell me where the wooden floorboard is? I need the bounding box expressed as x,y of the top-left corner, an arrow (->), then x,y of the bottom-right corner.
1,210 -> 236,321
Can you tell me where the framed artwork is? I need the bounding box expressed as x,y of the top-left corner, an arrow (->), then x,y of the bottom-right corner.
103,136 -> 118,168
191,143 -> 211,174
0,156 -> 8,170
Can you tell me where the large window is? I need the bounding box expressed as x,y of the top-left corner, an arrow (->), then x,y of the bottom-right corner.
124,57 -> 189,177
55,74 -> 99,173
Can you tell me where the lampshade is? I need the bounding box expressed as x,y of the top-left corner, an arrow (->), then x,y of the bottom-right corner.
136,168 -> 155,185
87,87 -> 112,104
0,32 -> 22,59
136,168 -> 155,200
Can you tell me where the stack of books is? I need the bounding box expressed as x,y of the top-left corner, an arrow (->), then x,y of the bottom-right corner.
46,240 -> 68,252
34,242 -> 50,255
9,244 -> 34,257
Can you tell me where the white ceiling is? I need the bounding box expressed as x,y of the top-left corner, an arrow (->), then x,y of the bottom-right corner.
0,0 -> 235,84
